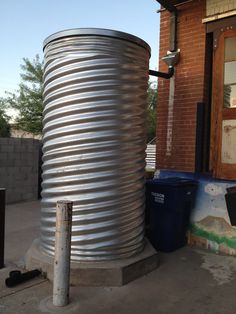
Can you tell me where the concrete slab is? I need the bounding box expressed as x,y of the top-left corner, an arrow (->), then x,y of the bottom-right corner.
25,238 -> 159,286
2,247 -> 236,314
2,200 -> 236,314
4,201 -> 41,266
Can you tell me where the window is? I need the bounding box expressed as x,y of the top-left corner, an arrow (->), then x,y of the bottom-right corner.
224,37 -> 236,108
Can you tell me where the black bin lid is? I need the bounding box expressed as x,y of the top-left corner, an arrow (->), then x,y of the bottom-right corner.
147,177 -> 198,187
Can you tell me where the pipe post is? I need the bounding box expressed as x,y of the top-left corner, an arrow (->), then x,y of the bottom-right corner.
53,200 -> 73,307
0,188 -> 6,269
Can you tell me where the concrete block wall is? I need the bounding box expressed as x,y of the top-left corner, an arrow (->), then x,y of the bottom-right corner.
206,0 -> 236,16
156,0 -> 206,172
0,138 -> 40,203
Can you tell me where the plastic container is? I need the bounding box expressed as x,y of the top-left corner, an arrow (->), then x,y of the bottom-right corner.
225,186 -> 236,226
146,177 -> 197,252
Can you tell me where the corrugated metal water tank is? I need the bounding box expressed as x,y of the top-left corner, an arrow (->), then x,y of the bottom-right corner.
41,28 -> 150,261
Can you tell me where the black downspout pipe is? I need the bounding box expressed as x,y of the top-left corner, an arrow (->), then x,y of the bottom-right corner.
156,0 -> 177,52
5,269 -> 41,287
149,67 -> 174,79
149,0 -> 178,79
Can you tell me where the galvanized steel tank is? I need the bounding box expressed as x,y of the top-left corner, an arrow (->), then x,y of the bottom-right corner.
41,28 -> 150,261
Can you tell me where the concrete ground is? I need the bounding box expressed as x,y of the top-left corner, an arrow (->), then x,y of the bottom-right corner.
1,201 -> 236,314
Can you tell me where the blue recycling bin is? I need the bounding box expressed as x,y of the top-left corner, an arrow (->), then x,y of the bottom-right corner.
146,177 -> 197,252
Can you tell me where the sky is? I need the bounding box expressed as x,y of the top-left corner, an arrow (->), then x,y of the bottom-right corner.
0,0 -> 160,97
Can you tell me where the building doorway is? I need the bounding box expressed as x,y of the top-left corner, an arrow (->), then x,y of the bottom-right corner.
211,29 -> 236,180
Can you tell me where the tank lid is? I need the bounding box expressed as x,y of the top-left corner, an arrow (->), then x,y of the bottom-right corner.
43,28 -> 151,54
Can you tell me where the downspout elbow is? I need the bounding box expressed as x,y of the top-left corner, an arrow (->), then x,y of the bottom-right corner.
149,66 -> 174,79
150,1 -> 179,79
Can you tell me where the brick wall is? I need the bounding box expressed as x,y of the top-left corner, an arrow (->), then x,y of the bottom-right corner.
156,0 -> 206,172
206,0 -> 236,16
0,138 -> 40,203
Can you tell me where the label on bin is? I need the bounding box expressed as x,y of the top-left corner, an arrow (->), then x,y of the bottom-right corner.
151,192 -> 165,204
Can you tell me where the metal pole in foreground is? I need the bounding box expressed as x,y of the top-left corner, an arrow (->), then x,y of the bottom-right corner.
0,189 -> 6,269
53,200 -> 73,307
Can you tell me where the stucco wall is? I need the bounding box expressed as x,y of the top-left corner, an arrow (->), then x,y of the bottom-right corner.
0,138 -> 40,203
155,170 -> 236,256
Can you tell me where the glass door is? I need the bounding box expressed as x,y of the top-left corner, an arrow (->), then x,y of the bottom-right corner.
212,30 -> 236,179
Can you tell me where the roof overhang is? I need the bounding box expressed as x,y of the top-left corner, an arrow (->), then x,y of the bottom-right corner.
170,0 -> 189,4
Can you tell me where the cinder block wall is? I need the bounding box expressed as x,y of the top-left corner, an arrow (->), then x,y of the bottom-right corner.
156,0 -> 206,171
0,138 -> 40,203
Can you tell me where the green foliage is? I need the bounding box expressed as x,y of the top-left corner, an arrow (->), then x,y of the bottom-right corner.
0,105 -> 10,137
4,55 -> 43,135
2,56 -> 158,139
147,82 -> 157,143
147,108 -> 156,143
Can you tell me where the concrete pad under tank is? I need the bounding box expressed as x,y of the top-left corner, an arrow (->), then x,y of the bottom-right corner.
25,238 -> 159,286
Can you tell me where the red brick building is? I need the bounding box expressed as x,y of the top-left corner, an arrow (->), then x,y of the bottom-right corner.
156,0 -> 236,255
157,0 -> 236,180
